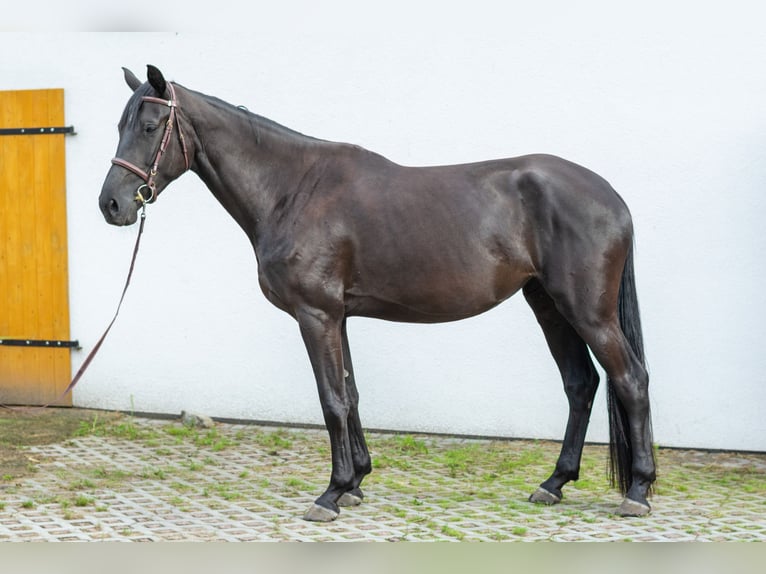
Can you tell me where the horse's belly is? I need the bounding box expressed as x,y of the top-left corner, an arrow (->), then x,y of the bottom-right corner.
344,256 -> 532,323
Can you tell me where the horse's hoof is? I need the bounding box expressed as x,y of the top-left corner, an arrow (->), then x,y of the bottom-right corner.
338,491 -> 363,507
617,497 -> 651,517
528,487 -> 561,505
303,503 -> 339,522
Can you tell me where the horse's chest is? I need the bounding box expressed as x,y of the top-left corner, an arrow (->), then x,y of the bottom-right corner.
257,263 -> 293,314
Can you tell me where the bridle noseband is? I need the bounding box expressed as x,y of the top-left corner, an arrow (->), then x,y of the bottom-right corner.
111,82 -> 190,205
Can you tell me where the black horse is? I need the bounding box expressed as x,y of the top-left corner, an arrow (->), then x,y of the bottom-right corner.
99,65 -> 655,521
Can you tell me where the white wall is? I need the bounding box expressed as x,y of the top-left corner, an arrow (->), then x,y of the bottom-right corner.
3,3 -> 765,451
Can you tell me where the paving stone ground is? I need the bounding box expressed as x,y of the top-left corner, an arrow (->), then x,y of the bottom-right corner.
1,414 -> 765,542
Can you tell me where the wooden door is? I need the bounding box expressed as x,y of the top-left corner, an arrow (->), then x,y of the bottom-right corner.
0,89 -> 72,406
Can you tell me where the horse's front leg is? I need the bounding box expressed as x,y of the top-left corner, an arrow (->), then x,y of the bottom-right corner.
297,308 -> 355,522
336,319 -> 372,507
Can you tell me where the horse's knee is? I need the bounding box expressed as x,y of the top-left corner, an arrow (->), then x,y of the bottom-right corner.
321,399 -> 350,427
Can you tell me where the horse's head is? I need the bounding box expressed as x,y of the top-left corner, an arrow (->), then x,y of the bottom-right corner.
99,65 -> 190,225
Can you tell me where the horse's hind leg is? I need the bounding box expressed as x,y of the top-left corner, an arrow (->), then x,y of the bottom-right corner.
571,315 -> 655,515
523,279 -> 600,505
545,268 -> 655,516
337,319 -> 372,507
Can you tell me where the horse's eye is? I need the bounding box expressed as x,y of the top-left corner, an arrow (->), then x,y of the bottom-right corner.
144,124 -> 158,134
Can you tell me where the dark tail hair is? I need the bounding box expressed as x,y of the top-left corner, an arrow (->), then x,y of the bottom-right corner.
607,242 -> 653,495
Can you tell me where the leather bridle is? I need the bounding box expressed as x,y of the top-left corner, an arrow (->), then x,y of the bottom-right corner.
111,82 -> 190,205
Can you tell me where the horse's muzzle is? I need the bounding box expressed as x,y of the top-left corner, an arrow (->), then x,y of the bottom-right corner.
99,192 -> 139,226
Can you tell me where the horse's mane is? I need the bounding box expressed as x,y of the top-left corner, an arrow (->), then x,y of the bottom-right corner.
182,83 -> 328,146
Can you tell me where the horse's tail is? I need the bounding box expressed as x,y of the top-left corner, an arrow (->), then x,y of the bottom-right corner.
607,241 -> 652,495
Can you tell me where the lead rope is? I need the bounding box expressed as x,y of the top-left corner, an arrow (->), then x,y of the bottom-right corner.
1,206 -> 148,412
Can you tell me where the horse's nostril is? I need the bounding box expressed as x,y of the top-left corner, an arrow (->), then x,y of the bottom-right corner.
109,198 -> 120,216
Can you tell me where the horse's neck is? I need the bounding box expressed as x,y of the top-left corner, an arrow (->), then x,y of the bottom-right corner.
185,92 -> 322,241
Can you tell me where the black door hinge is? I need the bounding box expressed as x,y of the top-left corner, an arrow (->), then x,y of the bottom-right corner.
0,126 -> 76,136
0,338 -> 81,349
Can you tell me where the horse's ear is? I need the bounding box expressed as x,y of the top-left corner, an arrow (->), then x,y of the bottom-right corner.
123,67 -> 142,92
147,64 -> 167,97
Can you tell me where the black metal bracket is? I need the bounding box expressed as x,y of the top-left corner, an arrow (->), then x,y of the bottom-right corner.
0,338 -> 80,349
0,126 -> 76,136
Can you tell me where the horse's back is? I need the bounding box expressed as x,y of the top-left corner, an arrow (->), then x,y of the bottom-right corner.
337,150 -> 633,268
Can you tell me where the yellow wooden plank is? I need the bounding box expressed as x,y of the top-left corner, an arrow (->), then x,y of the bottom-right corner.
19,92 -> 43,395
34,91 -> 53,393
46,90 -> 71,403
0,91 -> 28,397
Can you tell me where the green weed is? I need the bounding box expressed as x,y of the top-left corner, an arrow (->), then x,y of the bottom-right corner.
74,495 -> 94,507
285,477 -> 312,491
440,525 -> 464,540
254,430 -> 293,453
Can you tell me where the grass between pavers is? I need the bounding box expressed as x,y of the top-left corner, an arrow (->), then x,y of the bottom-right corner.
2,409 -> 766,540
